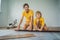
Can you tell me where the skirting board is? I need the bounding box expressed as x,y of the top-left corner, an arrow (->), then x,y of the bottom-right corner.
15,30 -> 60,32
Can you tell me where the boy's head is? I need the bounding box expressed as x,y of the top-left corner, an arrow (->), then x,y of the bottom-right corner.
23,3 -> 29,12
36,11 -> 42,18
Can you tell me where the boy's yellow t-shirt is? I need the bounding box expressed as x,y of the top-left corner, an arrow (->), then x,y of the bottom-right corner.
34,17 -> 44,27
22,9 -> 34,23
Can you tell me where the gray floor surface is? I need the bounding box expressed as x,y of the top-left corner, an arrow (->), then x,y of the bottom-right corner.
0,30 -> 60,40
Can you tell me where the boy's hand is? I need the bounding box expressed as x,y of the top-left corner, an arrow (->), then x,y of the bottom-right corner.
38,29 -> 42,31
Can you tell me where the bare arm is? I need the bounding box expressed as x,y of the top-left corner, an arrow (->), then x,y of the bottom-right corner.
30,11 -> 34,28
39,18 -> 44,31
17,16 -> 24,29
30,16 -> 33,30
31,16 -> 33,25
40,26 -> 44,31
38,25 -> 44,31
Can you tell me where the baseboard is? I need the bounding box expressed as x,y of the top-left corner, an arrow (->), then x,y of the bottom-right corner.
0,26 -> 60,31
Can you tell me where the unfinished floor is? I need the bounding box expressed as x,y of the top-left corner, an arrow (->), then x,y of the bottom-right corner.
0,30 -> 60,40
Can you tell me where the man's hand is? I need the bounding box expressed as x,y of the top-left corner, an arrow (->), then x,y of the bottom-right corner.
14,16 -> 24,31
14,25 -> 20,31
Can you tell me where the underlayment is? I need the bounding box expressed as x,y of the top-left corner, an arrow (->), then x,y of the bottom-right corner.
0,34 -> 35,39
0,30 -> 60,40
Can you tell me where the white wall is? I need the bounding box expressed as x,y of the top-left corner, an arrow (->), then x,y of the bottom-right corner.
0,0 -> 60,27
58,0 -> 60,26
0,0 -> 1,12
0,0 -> 8,27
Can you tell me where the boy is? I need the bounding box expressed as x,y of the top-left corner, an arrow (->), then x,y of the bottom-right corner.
34,11 -> 47,31
15,3 -> 34,30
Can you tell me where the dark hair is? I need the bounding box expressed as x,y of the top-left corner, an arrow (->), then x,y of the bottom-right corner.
23,3 -> 29,8
36,11 -> 42,17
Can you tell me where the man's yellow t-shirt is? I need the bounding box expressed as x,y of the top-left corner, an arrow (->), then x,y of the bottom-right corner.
34,17 -> 44,27
22,9 -> 34,24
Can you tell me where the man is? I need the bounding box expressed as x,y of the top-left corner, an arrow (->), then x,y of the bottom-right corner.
15,3 -> 34,30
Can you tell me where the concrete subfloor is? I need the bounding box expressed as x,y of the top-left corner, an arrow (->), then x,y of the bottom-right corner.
0,30 -> 60,40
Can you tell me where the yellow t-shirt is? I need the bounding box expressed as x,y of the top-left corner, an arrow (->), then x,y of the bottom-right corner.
22,9 -> 34,23
34,17 -> 44,27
